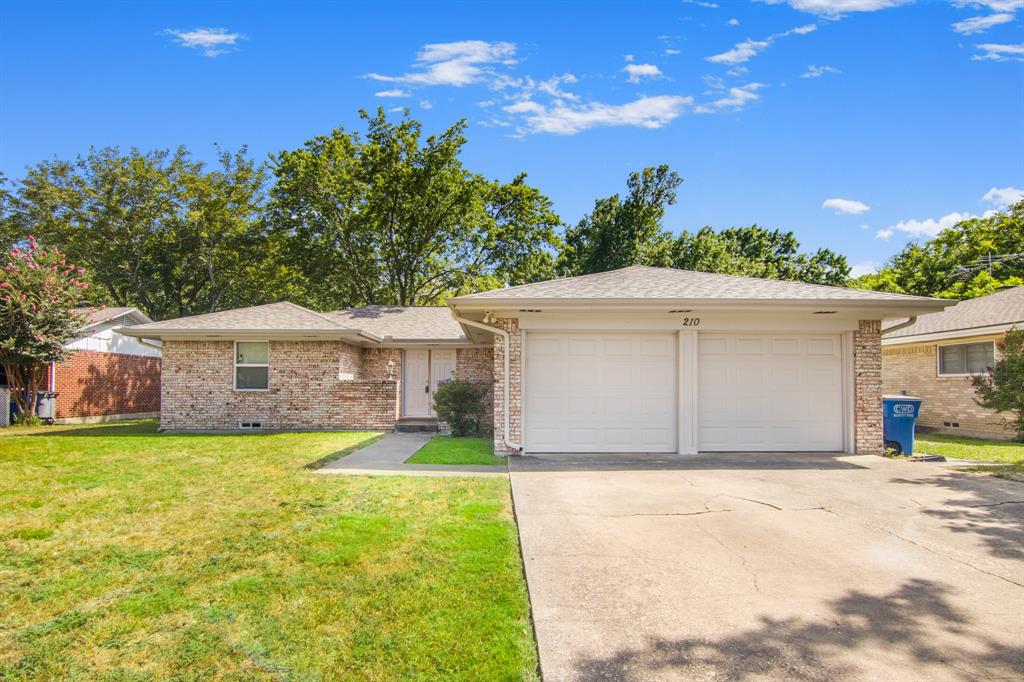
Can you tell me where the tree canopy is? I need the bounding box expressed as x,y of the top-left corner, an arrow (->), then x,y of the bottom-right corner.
852,200 -> 1024,299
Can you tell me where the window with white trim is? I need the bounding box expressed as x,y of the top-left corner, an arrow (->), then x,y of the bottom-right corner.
235,341 -> 269,390
938,341 -> 994,376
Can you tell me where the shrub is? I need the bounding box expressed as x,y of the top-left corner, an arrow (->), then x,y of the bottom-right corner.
973,328 -> 1024,442
433,380 -> 488,436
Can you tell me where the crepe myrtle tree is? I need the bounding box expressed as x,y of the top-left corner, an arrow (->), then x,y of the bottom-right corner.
972,329 -> 1024,442
0,236 -> 88,420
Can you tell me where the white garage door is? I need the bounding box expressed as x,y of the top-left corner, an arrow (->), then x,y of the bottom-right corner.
525,333 -> 677,453
698,334 -> 844,451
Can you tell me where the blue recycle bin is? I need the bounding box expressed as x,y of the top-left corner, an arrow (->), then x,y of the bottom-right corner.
883,395 -> 923,455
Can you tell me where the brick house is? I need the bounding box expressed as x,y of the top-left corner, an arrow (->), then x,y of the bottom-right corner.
882,285 -> 1024,440
121,266 -> 949,454
49,307 -> 161,422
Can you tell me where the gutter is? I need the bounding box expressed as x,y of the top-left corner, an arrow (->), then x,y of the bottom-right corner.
450,311 -> 522,453
135,338 -> 164,353
881,316 -> 918,337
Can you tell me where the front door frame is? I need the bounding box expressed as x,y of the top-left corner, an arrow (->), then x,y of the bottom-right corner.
401,348 -> 459,418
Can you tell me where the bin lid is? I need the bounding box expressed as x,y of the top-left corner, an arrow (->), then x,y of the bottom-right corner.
882,394 -> 922,401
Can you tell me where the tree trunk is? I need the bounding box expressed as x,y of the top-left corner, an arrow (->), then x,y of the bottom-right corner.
3,361 -> 45,420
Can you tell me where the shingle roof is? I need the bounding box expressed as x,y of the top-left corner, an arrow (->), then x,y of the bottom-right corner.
451,265 -> 942,303
127,302 -> 353,333
324,306 -> 467,341
74,306 -> 140,326
884,286 -> 1024,339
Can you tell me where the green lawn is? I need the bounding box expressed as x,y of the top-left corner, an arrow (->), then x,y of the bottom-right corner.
916,432 -> 1024,480
0,421 -> 538,680
406,436 -> 505,466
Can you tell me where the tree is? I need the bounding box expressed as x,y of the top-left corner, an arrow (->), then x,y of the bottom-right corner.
852,201 -> 1024,299
8,146 -> 275,320
972,328 -> 1024,441
673,226 -> 850,286
0,237 -> 88,419
268,108 -> 561,309
558,165 -> 681,276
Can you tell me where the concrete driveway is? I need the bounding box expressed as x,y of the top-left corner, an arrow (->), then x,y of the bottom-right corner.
509,452 -> 1024,681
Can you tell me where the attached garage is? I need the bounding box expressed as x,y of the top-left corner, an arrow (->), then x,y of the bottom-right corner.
524,333 -> 676,453
698,334 -> 845,451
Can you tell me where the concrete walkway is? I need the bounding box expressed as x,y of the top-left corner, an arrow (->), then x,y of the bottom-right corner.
314,432 -> 507,478
510,451 -> 1024,681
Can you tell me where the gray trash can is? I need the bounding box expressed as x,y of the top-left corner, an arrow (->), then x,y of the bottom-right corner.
0,388 -> 9,428
35,391 -> 58,425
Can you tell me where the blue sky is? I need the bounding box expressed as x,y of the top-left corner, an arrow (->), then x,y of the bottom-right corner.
2,0 -> 1022,276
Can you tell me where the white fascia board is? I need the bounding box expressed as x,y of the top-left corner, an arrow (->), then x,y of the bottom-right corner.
116,328 -> 384,344
882,322 -> 1018,346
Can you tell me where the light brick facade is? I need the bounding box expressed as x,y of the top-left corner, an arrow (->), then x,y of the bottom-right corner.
854,319 -> 884,454
52,350 -> 161,420
883,333 -> 1013,440
492,318 -> 522,454
456,347 -> 495,433
160,340 -> 491,432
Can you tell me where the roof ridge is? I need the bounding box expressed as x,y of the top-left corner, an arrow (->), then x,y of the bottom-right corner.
278,301 -> 353,329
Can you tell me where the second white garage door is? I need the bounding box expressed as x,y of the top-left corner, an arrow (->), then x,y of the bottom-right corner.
524,333 -> 677,453
698,334 -> 845,451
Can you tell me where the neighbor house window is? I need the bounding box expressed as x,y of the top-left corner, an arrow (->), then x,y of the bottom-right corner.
938,342 -> 994,376
235,341 -> 269,390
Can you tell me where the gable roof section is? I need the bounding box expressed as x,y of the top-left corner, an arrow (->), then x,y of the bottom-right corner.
450,266 -> 945,304
324,306 -> 467,342
118,302 -> 379,341
74,306 -> 151,329
883,286 -> 1024,341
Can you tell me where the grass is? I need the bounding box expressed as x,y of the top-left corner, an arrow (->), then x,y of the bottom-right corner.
0,421 -> 538,680
915,432 -> 1024,481
406,436 -> 505,466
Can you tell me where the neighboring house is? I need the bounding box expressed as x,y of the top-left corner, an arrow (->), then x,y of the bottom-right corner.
49,307 -> 162,423
120,266 -> 948,454
882,285 -> 1024,440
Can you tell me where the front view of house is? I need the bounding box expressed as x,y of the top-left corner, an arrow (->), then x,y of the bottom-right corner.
121,266 -> 950,454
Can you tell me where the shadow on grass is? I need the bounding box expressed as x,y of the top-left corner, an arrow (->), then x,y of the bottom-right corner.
5,421 -> 162,438
303,433 -> 386,470
575,579 -> 1023,681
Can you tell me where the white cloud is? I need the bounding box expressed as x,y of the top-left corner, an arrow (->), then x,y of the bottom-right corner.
982,186 -> 1024,207
683,0 -> 720,7
953,13 -> 1015,33
164,28 -> 246,57
695,83 -> 764,112
727,65 -> 749,76
802,64 -> 841,77
954,1 -> 1024,11
850,261 -> 877,277
624,54 -> 635,62
375,89 -> 410,97
506,95 -> 692,135
365,40 -> 516,87
823,197 -> 870,214
419,99 -> 433,109
759,0 -> 911,18
972,43 -> 1024,61
706,24 -> 816,65
624,63 -> 664,83
876,211 -> 975,240
537,73 -> 579,101
728,18 -> 740,25
664,48 -> 682,55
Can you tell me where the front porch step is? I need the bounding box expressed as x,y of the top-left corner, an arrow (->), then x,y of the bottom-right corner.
395,418 -> 439,433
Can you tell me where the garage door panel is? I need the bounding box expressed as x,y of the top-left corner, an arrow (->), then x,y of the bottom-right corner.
699,334 -> 843,452
526,332 -> 677,453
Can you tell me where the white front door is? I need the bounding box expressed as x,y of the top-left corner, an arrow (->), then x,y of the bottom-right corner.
404,349 -> 431,417
698,334 -> 844,451
403,349 -> 458,418
524,332 -> 677,453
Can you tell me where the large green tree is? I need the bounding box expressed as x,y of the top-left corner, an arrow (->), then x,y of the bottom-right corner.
674,226 -> 850,286
852,200 -> 1024,299
8,146 -> 278,320
558,165 -> 681,276
268,108 -> 561,309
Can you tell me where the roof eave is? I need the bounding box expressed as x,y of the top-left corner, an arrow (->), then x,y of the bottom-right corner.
449,297 -> 952,315
116,327 -> 384,344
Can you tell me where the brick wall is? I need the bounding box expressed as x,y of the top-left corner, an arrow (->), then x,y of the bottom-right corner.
160,340 -> 398,431
492,319 -> 522,454
53,350 -> 160,419
456,347 -> 495,432
883,334 -> 1013,440
854,320 -> 883,454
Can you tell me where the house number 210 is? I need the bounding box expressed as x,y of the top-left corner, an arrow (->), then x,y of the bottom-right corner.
680,317 -> 701,327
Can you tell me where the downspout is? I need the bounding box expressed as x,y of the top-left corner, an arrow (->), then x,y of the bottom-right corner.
450,311 -> 523,453
135,338 -> 164,353
881,316 -> 918,336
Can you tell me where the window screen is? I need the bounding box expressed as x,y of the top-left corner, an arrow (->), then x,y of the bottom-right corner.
939,342 -> 994,375
235,341 -> 269,389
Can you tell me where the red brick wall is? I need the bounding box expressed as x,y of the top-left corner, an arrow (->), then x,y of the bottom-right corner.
53,350 -> 161,419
